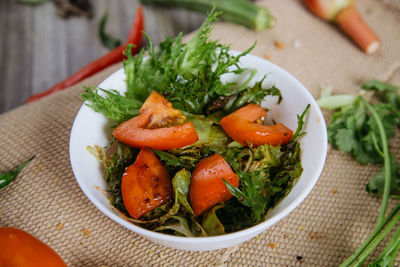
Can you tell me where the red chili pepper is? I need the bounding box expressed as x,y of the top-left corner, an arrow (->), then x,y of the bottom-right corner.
26,6 -> 144,103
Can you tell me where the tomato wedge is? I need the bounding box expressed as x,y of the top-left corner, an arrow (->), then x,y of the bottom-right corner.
190,153 -> 239,216
121,148 -> 172,219
139,90 -> 185,128
112,91 -> 199,150
0,227 -> 67,267
220,103 -> 293,147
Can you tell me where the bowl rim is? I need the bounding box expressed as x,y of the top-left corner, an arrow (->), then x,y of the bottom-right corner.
69,50 -> 328,247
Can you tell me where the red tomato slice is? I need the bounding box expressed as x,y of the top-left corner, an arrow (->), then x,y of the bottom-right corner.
0,227 -> 66,267
220,103 -> 293,147
139,90 -> 186,128
190,153 -> 239,216
113,91 -> 199,150
121,147 -> 172,219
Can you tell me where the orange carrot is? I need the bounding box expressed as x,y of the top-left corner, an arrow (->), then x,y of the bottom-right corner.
335,5 -> 380,54
303,0 -> 380,54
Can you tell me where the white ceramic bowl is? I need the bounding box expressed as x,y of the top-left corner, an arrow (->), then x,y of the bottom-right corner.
69,51 -> 328,251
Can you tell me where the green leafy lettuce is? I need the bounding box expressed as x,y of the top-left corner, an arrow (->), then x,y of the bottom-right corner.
82,9 -> 280,118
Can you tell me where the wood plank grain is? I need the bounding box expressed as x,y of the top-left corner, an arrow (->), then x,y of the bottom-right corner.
0,0 -> 204,114
31,2 -> 68,95
1,1 -> 34,113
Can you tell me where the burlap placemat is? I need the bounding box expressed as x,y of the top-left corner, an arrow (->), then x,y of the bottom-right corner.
1,0 -> 399,266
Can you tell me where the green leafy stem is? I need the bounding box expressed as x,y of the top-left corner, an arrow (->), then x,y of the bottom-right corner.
319,80 -> 400,266
340,97 -> 400,266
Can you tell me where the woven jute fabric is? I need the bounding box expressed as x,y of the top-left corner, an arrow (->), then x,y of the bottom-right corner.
1,0 -> 399,266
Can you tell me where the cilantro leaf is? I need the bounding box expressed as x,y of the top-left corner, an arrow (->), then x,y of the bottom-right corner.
366,155 -> 400,196
324,91 -> 400,165
362,80 -> 400,109
334,128 -> 358,152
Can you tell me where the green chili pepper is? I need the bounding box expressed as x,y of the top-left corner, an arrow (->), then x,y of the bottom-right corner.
0,156 -> 35,189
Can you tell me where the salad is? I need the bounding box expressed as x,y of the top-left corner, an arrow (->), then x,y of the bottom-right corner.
82,10 -> 309,237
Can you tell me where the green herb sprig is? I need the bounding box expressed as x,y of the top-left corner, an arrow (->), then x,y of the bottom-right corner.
319,80 -> 400,266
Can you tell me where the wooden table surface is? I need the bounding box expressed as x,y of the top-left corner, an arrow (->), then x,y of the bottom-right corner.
0,0 -> 205,114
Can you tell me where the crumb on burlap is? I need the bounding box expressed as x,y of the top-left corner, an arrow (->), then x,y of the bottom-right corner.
264,53 -> 271,60
56,223 -> 63,230
309,231 -> 318,240
332,189 -> 339,194
274,40 -> 284,49
268,242 -> 277,249
82,229 -> 91,237
309,231 -> 329,240
36,164 -> 44,171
